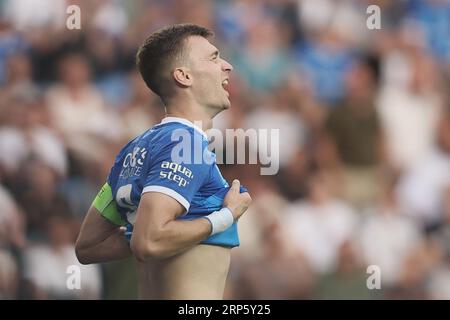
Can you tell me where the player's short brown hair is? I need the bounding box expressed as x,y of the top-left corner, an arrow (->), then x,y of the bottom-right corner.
136,23 -> 213,102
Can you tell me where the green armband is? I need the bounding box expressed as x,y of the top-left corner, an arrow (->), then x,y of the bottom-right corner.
93,182 -> 126,226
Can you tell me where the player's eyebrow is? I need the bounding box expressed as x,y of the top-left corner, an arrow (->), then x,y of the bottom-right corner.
210,50 -> 219,58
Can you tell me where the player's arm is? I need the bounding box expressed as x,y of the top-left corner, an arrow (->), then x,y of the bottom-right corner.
130,179 -> 251,261
75,183 -> 132,264
75,205 -> 132,264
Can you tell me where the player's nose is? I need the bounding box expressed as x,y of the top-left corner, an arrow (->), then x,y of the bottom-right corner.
222,58 -> 233,72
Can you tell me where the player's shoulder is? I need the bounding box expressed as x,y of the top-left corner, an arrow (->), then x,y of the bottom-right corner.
117,120 -> 180,150
115,117 -> 209,160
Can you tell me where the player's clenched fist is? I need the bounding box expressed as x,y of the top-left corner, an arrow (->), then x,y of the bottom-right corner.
223,179 -> 252,220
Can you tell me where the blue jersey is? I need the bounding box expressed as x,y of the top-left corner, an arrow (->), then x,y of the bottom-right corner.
107,117 -> 242,248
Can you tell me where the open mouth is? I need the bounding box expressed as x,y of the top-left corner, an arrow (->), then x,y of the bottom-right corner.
222,79 -> 229,92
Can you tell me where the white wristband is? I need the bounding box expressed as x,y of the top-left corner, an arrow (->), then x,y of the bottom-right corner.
204,207 -> 234,236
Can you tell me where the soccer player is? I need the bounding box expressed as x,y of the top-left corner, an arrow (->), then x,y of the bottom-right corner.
75,24 -> 252,299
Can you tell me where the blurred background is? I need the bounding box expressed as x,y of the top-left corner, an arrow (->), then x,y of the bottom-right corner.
0,0 -> 449,299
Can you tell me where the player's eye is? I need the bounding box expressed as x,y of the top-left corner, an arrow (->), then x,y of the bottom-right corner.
211,52 -> 220,61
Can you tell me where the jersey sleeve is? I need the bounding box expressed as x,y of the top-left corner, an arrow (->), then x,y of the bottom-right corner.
142,128 -> 212,213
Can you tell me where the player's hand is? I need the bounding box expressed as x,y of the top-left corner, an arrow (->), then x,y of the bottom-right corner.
119,224 -> 133,244
223,179 -> 252,220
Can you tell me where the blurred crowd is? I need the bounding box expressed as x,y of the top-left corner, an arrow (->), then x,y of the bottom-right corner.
0,0 -> 449,299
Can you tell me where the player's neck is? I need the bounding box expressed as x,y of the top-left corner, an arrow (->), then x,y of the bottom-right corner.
165,103 -> 213,131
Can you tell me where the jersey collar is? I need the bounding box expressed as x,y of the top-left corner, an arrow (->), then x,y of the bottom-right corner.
160,117 -> 208,139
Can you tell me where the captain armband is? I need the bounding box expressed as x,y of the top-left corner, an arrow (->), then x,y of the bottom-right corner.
92,182 -> 126,226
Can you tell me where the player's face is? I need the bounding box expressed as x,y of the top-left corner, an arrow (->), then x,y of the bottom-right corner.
185,36 -> 233,114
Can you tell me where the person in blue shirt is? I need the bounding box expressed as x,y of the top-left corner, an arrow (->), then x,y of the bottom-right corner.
75,24 -> 252,299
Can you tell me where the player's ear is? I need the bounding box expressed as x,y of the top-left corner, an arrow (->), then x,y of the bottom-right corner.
173,67 -> 192,87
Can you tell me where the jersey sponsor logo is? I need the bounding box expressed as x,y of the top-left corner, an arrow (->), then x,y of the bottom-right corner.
120,147 -> 147,179
159,161 -> 193,187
